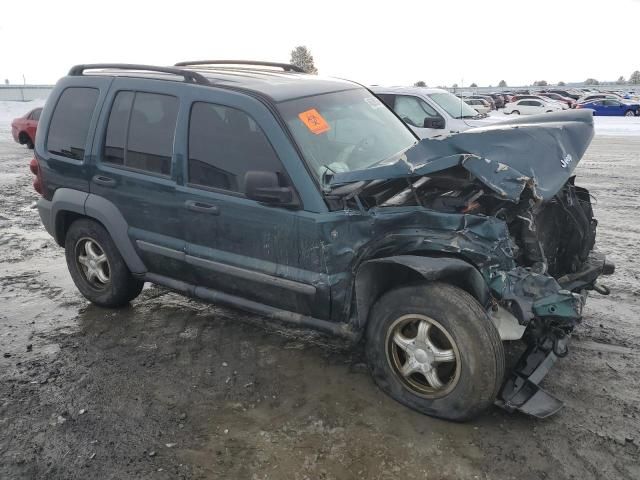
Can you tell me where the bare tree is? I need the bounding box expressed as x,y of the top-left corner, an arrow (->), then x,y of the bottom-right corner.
558,81 -> 566,86
498,80 -> 507,87
584,78 -> 599,85
414,80 -> 427,87
289,46 -> 318,74
629,71 -> 640,85
616,76 -> 626,85
533,80 -> 548,86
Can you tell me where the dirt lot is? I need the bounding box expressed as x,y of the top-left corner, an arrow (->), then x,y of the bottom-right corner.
0,126 -> 639,480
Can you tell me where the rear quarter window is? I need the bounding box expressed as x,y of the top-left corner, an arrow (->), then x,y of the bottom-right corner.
47,87 -> 99,160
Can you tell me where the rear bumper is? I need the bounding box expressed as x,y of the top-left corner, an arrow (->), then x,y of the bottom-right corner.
11,126 -> 20,143
37,197 -> 54,238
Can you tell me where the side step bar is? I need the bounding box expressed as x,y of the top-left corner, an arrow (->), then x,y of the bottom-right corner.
144,273 -> 359,341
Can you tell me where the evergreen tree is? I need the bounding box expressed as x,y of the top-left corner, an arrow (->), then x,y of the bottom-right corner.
470,82 -> 477,87
290,46 -> 318,74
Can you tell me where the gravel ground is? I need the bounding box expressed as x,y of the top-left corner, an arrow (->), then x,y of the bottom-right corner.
0,125 -> 639,480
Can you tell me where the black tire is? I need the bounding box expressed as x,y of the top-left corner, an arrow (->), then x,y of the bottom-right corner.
365,282 -> 504,421
65,218 -> 143,307
512,110 -> 520,115
19,132 -> 33,149
624,110 -> 635,117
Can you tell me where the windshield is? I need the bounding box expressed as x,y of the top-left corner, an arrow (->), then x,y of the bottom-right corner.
428,92 -> 479,119
277,89 -> 417,182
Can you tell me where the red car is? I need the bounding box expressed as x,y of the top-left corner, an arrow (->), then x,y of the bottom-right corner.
11,107 -> 42,149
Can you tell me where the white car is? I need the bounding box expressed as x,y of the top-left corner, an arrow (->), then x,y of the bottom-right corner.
371,86 -> 496,138
463,98 -> 491,115
503,99 -> 563,115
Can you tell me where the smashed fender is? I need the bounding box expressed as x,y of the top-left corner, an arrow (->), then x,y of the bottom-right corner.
330,110 -> 594,202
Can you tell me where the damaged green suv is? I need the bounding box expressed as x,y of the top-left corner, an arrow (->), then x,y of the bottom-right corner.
33,62 -> 613,421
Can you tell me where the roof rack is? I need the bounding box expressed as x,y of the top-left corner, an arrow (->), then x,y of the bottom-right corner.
68,63 -> 210,86
174,60 -> 304,73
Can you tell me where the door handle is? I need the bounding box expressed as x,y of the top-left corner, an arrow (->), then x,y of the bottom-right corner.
92,175 -> 116,187
185,200 -> 220,215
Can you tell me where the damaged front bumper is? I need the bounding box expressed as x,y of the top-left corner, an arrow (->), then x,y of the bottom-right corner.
489,251 -> 615,418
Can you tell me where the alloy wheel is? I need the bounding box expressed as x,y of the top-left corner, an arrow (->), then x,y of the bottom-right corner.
75,237 -> 111,289
386,314 -> 461,398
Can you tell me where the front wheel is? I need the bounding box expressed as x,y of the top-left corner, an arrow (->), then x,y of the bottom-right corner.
511,110 -> 520,115
65,218 -> 144,307
365,282 -> 504,421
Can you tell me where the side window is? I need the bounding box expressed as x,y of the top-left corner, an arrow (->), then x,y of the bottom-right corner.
188,102 -> 284,194
531,101 -> 542,107
103,91 -> 178,175
603,99 -> 619,106
376,94 -> 396,109
47,87 -> 99,160
394,95 -> 440,128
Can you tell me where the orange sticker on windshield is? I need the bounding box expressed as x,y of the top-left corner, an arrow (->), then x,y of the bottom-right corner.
298,109 -> 330,135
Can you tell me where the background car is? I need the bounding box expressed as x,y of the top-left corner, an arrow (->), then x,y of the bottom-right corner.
546,89 -> 581,101
503,99 -> 562,115
538,92 -> 575,108
374,87 -> 494,138
511,94 -> 567,109
464,98 -> 491,114
11,108 -> 42,149
576,99 -> 640,116
577,93 -> 622,104
486,93 -> 505,109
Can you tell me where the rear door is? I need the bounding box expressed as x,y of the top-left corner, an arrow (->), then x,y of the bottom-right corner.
90,78 -> 189,280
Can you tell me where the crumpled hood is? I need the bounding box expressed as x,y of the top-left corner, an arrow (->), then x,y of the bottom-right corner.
329,110 -> 594,202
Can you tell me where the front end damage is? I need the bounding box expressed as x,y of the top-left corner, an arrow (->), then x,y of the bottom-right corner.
328,110 -> 614,417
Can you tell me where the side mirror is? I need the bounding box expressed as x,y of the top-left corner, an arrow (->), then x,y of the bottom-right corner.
423,117 -> 445,129
244,170 -> 298,207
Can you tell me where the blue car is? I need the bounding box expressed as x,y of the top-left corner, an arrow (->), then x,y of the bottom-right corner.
577,99 -> 639,116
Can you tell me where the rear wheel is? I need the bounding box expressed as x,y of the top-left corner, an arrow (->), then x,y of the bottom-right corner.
65,219 -> 143,307
625,110 -> 636,117
365,282 -> 504,421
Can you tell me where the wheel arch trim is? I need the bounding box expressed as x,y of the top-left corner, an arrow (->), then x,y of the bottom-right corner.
48,188 -> 146,274
353,255 -> 489,330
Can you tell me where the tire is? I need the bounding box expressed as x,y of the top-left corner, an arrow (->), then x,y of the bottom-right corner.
546,110 -> 553,113
512,110 -> 520,115
365,282 -> 504,421
624,110 -> 635,117
65,218 -> 144,307
19,132 -> 33,149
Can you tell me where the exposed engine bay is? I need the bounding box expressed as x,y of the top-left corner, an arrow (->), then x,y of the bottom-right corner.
334,167 -> 599,284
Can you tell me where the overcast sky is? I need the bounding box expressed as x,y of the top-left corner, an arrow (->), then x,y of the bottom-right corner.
2,0 -> 639,87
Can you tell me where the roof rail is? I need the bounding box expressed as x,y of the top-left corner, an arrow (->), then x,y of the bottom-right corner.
68,64 -> 210,86
174,60 -> 304,73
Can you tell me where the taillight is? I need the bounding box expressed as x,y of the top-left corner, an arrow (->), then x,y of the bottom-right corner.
575,104 -> 582,109
30,157 -> 44,196
29,157 -> 39,175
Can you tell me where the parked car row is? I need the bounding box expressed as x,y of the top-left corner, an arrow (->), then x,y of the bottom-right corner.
452,87 -> 640,117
